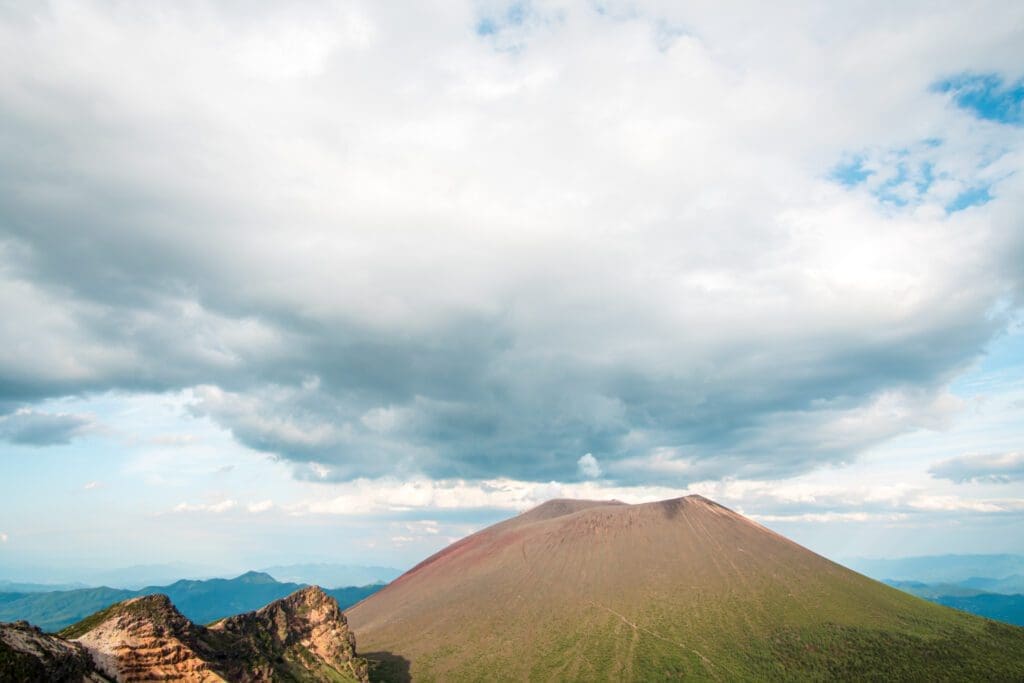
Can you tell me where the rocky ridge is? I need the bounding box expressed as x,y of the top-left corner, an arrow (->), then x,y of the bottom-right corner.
0,586 -> 368,682
210,586 -> 368,682
66,594 -> 223,682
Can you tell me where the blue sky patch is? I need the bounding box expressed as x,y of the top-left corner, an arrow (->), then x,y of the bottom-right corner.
824,138 -> 1004,215
830,156 -> 872,186
933,73 -> 1024,125
946,185 -> 993,213
476,17 -> 498,36
476,1 -> 531,36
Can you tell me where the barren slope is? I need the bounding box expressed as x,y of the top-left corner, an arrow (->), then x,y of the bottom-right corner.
347,495 -> 1024,681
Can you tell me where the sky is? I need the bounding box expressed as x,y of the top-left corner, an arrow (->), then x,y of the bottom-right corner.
1,0 -> 1023,578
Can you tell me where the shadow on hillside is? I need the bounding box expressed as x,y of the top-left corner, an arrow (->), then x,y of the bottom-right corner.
363,651 -> 411,683
659,497 -> 685,519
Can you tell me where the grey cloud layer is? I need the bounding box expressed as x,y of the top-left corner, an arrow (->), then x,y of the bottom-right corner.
1,1 -> 1022,482
931,452 -> 1024,483
0,408 -> 90,446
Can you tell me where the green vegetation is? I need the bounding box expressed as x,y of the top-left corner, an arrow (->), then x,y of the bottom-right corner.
0,638 -> 51,681
366,598 -> 1024,682
755,620 -> 1024,681
57,601 -> 125,639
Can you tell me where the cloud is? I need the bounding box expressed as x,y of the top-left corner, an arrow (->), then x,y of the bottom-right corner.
247,500 -> 274,513
263,474 -> 1023,529
0,532 -> 7,543
752,512 -> 909,524
0,2 -> 1022,484
0,408 -> 91,446
930,452 -> 1024,483
82,481 -> 101,490
173,499 -> 237,514
577,453 -> 602,478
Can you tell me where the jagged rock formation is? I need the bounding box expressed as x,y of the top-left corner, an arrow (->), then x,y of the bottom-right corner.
64,595 -> 224,682
210,586 -> 369,682
30,586 -> 369,682
348,495 -> 1024,681
0,620 -> 110,682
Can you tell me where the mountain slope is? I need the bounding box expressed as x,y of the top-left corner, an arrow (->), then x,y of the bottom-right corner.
0,571 -> 383,632
59,587 -> 368,682
346,495 -> 1024,681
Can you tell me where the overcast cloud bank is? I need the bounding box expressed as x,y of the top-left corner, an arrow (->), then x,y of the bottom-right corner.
0,1 -> 1022,492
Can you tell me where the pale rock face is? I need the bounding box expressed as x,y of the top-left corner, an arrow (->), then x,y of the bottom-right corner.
0,620 -> 109,682
72,595 -> 224,682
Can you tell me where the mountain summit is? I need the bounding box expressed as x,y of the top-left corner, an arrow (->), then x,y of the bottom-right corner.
347,495 -> 1024,680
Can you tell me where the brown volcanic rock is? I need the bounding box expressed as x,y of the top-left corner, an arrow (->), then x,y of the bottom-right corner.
0,620 -> 110,682
57,588 -> 367,682
210,586 -> 368,682
347,495 -> 1024,681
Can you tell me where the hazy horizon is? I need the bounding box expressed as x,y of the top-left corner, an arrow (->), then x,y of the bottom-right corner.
1,1 -> 1023,575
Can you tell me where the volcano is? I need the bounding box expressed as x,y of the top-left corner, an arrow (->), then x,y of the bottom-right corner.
347,496 -> 1024,681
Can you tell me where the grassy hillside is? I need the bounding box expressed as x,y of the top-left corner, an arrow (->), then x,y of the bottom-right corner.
347,496 -> 1024,682
1,571 -> 383,632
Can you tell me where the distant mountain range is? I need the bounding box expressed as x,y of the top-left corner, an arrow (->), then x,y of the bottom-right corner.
348,496 -> 1024,680
0,562 -> 403,591
845,554 -> 1024,584
0,581 -> 90,593
0,571 -> 383,632
886,580 -> 1024,627
0,563 -> 225,590
259,563 -> 402,587
840,554 -> 1024,628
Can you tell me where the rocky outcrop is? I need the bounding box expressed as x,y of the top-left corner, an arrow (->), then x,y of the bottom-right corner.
0,620 -> 110,682
66,595 -> 224,682
29,587 -> 370,683
211,586 -> 368,682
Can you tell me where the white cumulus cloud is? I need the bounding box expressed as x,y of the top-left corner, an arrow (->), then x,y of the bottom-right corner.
174,499 -> 237,514
578,453 -> 602,479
